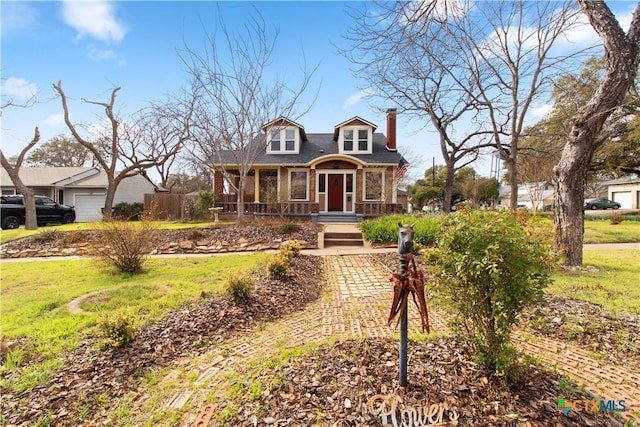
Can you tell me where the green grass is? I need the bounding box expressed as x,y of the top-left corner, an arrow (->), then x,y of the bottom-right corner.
0,253 -> 269,392
551,249 -> 640,315
0,220 -> 219,244
582,219 -> 640,244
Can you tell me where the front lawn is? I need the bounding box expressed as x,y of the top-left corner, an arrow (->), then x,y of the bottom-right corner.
583,218 -> 640,243
551,248 -> 640,315
0,254 -> 269,392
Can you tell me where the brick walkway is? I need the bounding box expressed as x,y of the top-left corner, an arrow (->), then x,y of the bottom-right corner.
150,254 -> 639,425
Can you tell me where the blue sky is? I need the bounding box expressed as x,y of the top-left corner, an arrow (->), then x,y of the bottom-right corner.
0,1 -> 635,181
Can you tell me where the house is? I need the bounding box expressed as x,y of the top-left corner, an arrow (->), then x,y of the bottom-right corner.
497,182 -> 555,211
210,109 -> 408,221
0,167 -> 160,222
603,175 -> 640,209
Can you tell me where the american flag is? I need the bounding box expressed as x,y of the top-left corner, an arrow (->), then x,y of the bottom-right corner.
396,158 -> 408,179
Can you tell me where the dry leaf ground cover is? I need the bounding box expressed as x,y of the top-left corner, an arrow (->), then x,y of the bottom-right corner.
1,224 -> 639,426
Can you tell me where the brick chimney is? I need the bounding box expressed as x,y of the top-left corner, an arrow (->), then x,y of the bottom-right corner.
386,108 -> 397,151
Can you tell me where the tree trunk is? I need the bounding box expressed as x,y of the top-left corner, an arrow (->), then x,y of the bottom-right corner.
553,139 -> 594,266
554,0 -> 640,266
507,156 -> 518,211
103,186 -> 117,220
443,163 -> 455,213
236,178 -> 246,225
0,127 -> 40,230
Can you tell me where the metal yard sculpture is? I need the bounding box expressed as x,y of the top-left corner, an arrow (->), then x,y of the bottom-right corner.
387,223 -> 431,386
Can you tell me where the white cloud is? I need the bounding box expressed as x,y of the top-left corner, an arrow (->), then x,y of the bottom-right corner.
1,77 -> 38,101
343,89 -> 374,109
44,114 -> 65,126
61,0 -> 127,44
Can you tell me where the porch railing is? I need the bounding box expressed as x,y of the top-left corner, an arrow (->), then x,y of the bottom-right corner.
355,202 -> 404,216
217,201 -> 320,215
216,200 -> 403,218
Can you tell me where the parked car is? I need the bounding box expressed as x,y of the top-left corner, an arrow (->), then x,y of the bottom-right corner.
583,198 -> 621,210
0,195 -> 76,229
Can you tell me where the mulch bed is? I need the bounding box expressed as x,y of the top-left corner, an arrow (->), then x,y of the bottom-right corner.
221,338 -> 624,426
1,228 -> 637,425
371,252 -> 640,374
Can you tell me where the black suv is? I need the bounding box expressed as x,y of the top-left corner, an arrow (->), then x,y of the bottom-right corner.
0,195 -> 76,229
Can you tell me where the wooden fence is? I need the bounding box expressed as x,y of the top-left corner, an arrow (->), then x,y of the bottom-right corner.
144,193 -> 184,220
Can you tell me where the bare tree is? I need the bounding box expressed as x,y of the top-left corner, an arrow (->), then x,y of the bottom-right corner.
121,97 -> 195,190
0,127 -> 40,229
181,11 -> 318,224
554,0 -> 640,266
343,2 -> 497,212
53,81 -> 193,219
345,1 -> 588,211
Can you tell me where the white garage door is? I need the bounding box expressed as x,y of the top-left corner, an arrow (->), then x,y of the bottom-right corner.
74,194 -> 106,222
612,191 -> 632,209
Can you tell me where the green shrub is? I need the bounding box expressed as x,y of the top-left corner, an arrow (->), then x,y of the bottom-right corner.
424,210 -> 553,380
112,202 -> 144,221
98,311 -> 136,347
224,270 -> 253,303
267,255 -> 289,279
360,214 -> 443,245
279,240 -> 301,260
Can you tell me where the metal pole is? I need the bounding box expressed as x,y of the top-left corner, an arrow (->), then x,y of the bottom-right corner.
399,252 -> 408,387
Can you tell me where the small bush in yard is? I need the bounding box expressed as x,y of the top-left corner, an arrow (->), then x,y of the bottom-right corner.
224,270 -> 253,303
98,311 -> 136,348
609,211 -> 623,225
96,213 -> 158,274
424,210 -> 553,380
279,240 -> 301,260
276,222 -> 301,235
267,255 -> 289,279
32,230 -> 63,243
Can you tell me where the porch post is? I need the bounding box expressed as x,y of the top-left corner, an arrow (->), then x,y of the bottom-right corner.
254,168 -> 260,203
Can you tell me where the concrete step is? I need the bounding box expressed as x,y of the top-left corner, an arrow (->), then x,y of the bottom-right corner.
323,231 -> 364,248
324,232 -> 363,240
316,214 -> 359,223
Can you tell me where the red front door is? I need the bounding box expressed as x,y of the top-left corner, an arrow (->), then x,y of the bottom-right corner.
328,174 -> 343,211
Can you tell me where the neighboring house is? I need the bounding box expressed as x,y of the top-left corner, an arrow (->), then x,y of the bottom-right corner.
498,182 -> 555,211
603,175 -> 640,209
0,167 -> 160,222
211,109 -> 408,221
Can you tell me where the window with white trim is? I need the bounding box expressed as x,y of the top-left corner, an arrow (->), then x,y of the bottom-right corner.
343,130 -> 354,151
285,129 -> 295,151
339,127 -> 372,154
289,170 -> 308,200
364,170 -> 383,201
358,129 -> 368,151
267,127 -> 300,153
270,130 -> 280,151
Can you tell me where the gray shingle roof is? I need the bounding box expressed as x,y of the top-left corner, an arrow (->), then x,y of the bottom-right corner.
212,132 -> 405,167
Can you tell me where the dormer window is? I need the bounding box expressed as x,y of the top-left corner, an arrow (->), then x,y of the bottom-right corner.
358,129 -> 368,151
338,127 -> 372,154
267,126 -> 300,153
344,130 -> 354,151
270,130 -> 281,151
285,129 -> 295,151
